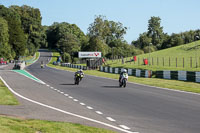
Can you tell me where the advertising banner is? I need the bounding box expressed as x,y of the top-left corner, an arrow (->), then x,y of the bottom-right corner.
78,52 -> 101,58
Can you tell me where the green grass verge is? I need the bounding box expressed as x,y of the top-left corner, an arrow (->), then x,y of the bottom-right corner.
48,52 -> 200,93
26,52 -> 40,66
0,115 -> 115,133
105,41 -> 200,71
0,80 -> 19,105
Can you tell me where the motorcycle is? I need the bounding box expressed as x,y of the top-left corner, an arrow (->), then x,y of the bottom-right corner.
74,73 -> 84,85
119,73 -> 128,87
41,64 -> 44,68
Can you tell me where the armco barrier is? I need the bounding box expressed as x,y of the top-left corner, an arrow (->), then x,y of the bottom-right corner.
156,70 -> 200,83
100,66 -> 152,78
61,63 -> 87,70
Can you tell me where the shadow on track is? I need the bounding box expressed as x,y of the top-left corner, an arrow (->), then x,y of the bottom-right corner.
60,83 -> 75,85
102,86 -> 120,88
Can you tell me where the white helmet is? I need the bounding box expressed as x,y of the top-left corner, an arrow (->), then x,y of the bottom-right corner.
79,69 -> 83,72
123,69 -> 127,73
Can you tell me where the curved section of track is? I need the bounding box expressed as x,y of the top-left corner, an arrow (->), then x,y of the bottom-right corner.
26,50 -> 200,133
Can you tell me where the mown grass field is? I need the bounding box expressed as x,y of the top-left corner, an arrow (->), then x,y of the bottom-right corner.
0,116 -> 115,133
48,52 -> 200,93
105,41 -> 200,71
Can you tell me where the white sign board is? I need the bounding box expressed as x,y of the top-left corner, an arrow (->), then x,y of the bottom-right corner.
78,52 -> 102,58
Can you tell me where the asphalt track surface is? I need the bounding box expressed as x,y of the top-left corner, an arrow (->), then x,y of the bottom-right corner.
1,49 -> 200,133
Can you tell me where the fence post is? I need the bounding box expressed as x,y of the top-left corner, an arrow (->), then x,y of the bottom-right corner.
199,57 -> 200,66
157,57 -> 159,66
163,57 -> 164,66
138,57 -> 139,66
152,57 -> 153,65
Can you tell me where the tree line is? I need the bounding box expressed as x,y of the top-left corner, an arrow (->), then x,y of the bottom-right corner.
1,4 -> 200,63
0,5 -> 46,60
132,16 -> 200,53
46,15 -> 139,63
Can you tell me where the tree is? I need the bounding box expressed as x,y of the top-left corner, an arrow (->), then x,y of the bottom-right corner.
137,32 -> 152,49
147,16 -> 165,49
10,5 -> 43,56
0,17 -> 12,59
87,36 -> 109,56
168,33 -> 184,47
8,17 -> 26,59
57,33 -> 80,63
0,5 -> 26,59
46,22 -> 86,49
87,15 -> 127,57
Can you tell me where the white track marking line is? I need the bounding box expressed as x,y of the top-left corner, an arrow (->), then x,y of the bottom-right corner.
73,99 -> 78,102
54,89 -> 57,91
80,103 -> 85,106
106,117 -> 116,122
120,125 -> 131,130
50,87 -> 54,89
96,111 -> 103,115
60,92 -> 64,94
87,106 -> 93,110
46,85 -> 50,87
64,94 -> 68,96
68,96 -> 73,99
0,76 -> 139,133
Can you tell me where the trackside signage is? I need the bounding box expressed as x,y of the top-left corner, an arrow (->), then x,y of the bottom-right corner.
78,52 -> 101,58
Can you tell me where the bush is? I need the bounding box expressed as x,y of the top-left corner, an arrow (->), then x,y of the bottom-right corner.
61,52 -> 71,63
143,45 -> 157,53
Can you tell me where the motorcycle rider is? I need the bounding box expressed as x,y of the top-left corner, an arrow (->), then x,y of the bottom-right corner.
41,61 -> 44,68
119,69 -> 128,83
75,69 -> 84,81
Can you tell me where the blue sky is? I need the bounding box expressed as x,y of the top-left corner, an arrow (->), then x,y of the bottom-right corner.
1,0 -> 200,43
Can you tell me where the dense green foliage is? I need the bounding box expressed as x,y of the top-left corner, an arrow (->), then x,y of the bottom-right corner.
0,5 -> 44,60
46,22 -> 86,62
132,16 -> 200,53
87,15 -> 138,58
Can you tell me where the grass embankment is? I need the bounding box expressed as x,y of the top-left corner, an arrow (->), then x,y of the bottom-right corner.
0,80 -> 18,105
0,116 -> 115,133
105,41 -> 200,71
25,52 -> 40,66
48,52 -> 200,93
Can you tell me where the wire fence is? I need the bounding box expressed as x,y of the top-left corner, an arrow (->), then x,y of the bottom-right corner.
107,56 -> 200,69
